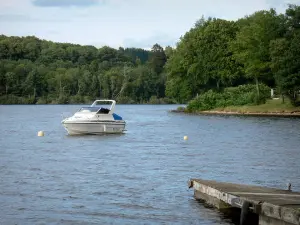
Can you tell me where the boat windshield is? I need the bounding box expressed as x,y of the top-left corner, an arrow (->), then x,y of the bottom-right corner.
92,101 -> 113,109
78,107 -> 101,113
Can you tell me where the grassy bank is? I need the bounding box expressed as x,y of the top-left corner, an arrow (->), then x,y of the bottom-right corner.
174,98 -> 300,117
209,98 -> 300,114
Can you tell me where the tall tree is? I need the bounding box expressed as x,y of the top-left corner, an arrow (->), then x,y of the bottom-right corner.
270,5 -> 300,105
230,9 -> 285,98
165,17 -> 240,101
149,43 -> 167,74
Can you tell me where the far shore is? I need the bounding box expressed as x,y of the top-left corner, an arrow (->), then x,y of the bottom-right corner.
170,99 -> 300,118
171,109 -> 300,118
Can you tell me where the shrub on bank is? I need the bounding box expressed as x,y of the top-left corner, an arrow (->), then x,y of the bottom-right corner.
187,84 -> 271,112
0,95 -> 36,104
0,94 -> 178,105
116,96 -> 136,104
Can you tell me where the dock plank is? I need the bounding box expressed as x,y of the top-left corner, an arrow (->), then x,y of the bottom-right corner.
189,179 -> 300,225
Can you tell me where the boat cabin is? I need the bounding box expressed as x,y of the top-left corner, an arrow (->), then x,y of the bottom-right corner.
77,100 -> 116,115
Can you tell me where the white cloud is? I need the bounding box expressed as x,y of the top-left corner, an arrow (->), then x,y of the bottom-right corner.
0,0 -> 299,49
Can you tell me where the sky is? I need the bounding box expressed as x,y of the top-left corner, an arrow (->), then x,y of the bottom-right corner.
0,0 -> 299,49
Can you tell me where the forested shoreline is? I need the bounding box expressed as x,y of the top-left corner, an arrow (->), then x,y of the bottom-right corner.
166,4 -> 300,111
1,5 -> 300,107
0,36 -> 171,104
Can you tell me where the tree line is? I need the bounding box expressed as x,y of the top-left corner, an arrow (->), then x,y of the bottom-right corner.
0,36 -> 169,104
0,4 -> 299,105
165,4 -> 300,106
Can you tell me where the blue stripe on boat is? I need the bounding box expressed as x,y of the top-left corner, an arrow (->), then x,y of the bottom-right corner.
112,113 -> 123,120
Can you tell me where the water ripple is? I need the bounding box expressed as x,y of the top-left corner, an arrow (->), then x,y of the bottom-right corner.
0,104 -> 300,225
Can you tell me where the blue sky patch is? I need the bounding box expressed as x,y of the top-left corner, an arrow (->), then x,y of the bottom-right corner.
0,0 -> 298,49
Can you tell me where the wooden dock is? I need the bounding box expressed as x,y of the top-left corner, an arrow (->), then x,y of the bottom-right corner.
188,179 -> 300,225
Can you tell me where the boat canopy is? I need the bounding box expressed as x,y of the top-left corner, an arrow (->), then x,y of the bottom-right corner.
91,100 -> 116,112
77,100 -> 116,114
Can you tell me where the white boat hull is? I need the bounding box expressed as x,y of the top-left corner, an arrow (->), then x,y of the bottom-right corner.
62,121 -> 126,135
61,99 -> 126,135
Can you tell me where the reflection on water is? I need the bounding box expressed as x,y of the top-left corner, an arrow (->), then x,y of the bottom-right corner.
0,104 -> 299,224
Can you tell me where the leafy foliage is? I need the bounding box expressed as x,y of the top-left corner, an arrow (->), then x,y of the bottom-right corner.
230,9 -> 285,97
165,18 -> 242,102
165,5 -> 300,110
187,84 -> 271,112
270,5 -> 300,106
0,36 -> 168,104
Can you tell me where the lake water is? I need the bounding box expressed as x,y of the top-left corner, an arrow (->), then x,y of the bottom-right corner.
1,104 -> 300,225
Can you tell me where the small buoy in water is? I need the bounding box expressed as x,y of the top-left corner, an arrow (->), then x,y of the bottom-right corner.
184,136 -> 188,140
37,131 -> 44,137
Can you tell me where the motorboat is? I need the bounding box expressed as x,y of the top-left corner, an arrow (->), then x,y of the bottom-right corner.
61,100 -> 126,135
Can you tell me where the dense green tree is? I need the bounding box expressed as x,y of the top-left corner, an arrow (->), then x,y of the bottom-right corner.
148,44 -> 167,75
165,18 -> 240,102
230,9 -> 285,98
123,48 -> 150,64
270,5 -> 300,105
164,46 -> 174,59
0,35 -> 167,104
